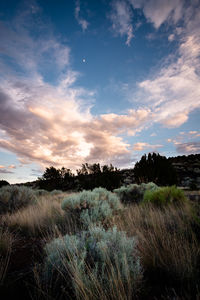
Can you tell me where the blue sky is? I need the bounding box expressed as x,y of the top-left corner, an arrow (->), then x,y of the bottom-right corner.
0,0 -> 200,183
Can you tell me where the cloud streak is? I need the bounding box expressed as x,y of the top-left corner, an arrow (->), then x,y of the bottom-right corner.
75,0 -> 89,31
110,0 -> 134,45
0,165 -> 15,174
133,142 -> 163,151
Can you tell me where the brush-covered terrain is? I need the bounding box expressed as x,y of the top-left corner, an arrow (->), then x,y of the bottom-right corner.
0,183 -> 200,300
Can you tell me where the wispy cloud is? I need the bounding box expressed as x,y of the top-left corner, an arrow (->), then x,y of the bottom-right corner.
167,130 -> 200,154
127,1 -> 200,128
75,0 -> 89,31
133,142 -> 163,151
0,165 -> 15,174
129,0 -> 184,28
176,142 -> 200,154
109,0 -> 134,46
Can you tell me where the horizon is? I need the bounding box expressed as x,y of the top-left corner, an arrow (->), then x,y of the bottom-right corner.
0,0 -> 200,184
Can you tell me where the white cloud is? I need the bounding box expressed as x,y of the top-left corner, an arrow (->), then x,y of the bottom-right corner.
75,0 -> 89,31
129,0 -> 184,28
130,2 -> 200,128
110,0 -> 134,46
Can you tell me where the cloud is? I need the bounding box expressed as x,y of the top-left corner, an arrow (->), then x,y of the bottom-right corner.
8,165 -> 16,169
0,165 -> 15,174
109,0 -> 134,45
130,2 -> 200,128
176,142 -> 200,154
0,5 -> 151,171
168,33 -> 175,41
75,0 -> 89,31
166,131 -> 200,155
129,0 -> 184,28
133,142 -> 163,151
0,74 -> 150,170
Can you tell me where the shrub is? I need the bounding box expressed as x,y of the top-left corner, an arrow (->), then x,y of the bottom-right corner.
0,185 -> 37,214
61,187 -> 122,227
34,189 -> 49,197
51,189 -> 63,195
43,226 -> 142,299
142,185 -> 187,207
114,182 -> 158,204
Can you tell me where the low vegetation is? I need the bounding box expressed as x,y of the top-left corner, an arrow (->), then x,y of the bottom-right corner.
114,182 -> 158,204
142,185 -> 187,207
0,185 -> 37,214
61,187 -> 122,228
43,226 -> 142,300
0,182 -> 199,299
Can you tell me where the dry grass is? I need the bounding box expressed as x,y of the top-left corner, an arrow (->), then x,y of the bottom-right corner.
114,202 -> 200,294
0,228 -> 14,285
2,193 -> 75,237
33,241 -> 142,300
1,189 -> 199,299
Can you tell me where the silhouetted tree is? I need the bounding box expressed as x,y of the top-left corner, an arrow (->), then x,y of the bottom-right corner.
38,166 -> 74,191
0,180 -> 10,188
134,152 -> 177,186
76,163 -> 122,191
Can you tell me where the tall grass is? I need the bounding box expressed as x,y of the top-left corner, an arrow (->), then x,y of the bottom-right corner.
2,194 -> 74,237
115,202 -> 200,296
0,228 -> 14,285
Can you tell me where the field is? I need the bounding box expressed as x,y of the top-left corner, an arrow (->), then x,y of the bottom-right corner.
0,185 -> 200,300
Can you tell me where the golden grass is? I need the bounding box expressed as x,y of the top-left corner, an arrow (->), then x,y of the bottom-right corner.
114,203 -> 200,286
2,193 -> 74,237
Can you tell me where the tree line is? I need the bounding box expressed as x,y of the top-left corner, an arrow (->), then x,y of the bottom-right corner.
35,153 -> 178,191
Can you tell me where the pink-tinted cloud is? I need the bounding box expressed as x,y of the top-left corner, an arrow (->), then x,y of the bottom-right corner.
0,165 -> 15,174
0,8 -> 150,171
133,142 -> 163,151
176,142 -> 200,154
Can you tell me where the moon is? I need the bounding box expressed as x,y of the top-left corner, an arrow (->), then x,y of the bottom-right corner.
82,58 -> 86,63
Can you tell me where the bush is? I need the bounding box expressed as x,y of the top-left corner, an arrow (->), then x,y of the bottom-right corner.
50,189 -> 63,195
114,182 -> 158,204
34,189 -> 49,197
0,185 -> 37,214
44,226 -> 142,299
142,186 -> 187,207
61,187 -> 122,228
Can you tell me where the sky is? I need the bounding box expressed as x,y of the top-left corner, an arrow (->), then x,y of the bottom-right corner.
0,0 -> 200,184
